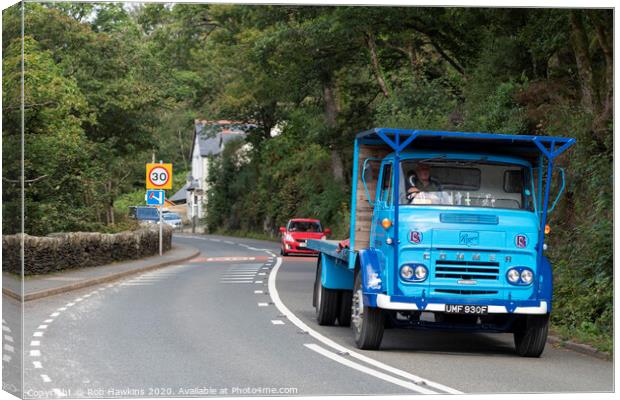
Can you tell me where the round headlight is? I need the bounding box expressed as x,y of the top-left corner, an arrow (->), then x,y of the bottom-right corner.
414,265 -> 427,280
521,269 -> 533,284
507,269 -> 520,283
400,265 -> 414,280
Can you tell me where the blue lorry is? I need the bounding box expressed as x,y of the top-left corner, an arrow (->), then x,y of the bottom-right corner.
307,128 -> 575,357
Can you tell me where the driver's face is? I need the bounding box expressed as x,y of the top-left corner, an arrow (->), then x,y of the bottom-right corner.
416,165 -> 430,180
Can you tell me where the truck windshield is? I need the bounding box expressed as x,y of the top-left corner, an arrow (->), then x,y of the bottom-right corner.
399,160 -> 534,210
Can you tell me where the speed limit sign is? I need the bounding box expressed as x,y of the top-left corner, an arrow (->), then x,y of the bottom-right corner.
146,163 -> 173,190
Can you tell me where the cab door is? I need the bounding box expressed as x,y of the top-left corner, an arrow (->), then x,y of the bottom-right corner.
371,162 -> 395,274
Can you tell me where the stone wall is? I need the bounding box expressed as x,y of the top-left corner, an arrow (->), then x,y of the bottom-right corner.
2,226 -> 172,275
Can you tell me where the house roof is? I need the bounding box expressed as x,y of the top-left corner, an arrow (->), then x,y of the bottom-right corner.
190,119 -> 256,159
170,183 -> 189,202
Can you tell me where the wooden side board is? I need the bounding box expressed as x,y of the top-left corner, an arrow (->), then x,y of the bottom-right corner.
353,144 -> 391,251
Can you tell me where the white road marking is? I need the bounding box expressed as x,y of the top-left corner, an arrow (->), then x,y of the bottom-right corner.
120,282 -> 153,286
33,332 -> 44,337
254,280 -> 264,284
254,290 -> 264,294
4,335 -> 13,342
30,341 -> 41,347
30,350 -> 41,357
38,325 -> 48,330
304,344 -> 435,394
4,344 -> 14,352
271,320 -> 285,325
33,361 -> 42,369
3,355 -> 12,362
75,298 -> 83,302
50,312 -> 60,317
2,326 -> 9,332
41,374 -> 51,383
258,273 -> 266,276
57,307 -> 67,311
221,281 -> 252,284
226,269 -> 258,275
44,319 -> 53,323
257,302 -> 269,307
221,277 -> 256,280
268,257 -> 462,395
66,303 -> 75,307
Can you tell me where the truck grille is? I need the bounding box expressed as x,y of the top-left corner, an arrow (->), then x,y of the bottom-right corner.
439,213 -> 499,225
435,289 -> 498,295
434,260 -> 500,280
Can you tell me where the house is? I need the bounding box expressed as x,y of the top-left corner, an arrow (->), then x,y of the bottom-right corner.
179,120 -> 255,221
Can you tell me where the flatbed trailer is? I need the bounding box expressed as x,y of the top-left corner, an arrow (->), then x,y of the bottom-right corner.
307,128 -> 575,357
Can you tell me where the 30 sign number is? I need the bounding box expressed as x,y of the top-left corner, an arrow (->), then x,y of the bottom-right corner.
150,168 -> 169,186
146,163 -> 173,189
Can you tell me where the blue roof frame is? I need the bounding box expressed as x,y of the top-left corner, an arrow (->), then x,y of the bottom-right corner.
356,128 -> 576,159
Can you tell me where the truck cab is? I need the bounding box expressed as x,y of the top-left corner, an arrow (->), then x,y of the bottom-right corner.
308,128 -> 575,357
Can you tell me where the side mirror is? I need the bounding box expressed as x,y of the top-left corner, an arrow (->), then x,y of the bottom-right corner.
279,227 -> 286,233
548,167 -> 566,213
324,228 -> 332,236
362,158 -> 381,206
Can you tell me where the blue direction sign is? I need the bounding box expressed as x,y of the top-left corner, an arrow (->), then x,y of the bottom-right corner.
146,190 -> 165,206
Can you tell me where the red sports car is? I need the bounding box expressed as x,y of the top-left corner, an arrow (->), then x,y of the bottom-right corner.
280,219 -> 331,256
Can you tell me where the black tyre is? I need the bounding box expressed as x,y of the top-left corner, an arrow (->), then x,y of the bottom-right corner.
351,271 -> 384,349
514,314 -> 550,357
314,258 -> 339,325
280,247 -> 287,256
338,290 -> 353,327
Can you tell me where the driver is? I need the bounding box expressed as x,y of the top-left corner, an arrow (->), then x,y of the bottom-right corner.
407,163 -> 441,201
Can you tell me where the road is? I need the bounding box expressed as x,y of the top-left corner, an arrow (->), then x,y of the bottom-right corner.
11,234 -> 613,398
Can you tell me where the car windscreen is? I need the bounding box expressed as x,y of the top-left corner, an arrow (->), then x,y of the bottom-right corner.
288,221 -> 322,232
400,160 -> 534,210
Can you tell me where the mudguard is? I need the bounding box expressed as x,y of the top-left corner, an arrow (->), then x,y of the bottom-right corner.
538,256 -> 553,312
357,248 -> 384,294
320,253 -> 354,290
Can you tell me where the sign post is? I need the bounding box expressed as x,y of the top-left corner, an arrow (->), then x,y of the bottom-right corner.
159,204 -> 163,256
146,163 -> 173,256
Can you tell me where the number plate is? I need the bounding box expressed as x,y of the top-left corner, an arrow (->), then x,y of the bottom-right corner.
445,304 -> 488,315
298,243 -> 307,248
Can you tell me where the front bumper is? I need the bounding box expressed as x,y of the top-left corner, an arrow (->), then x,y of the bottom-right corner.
369,294 -> 548,315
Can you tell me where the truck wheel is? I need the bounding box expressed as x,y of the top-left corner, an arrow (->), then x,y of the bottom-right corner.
338,290 -> 353,327
514,314 -> 549,357
351,271 -> 384,349
314,258 -> 338,326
